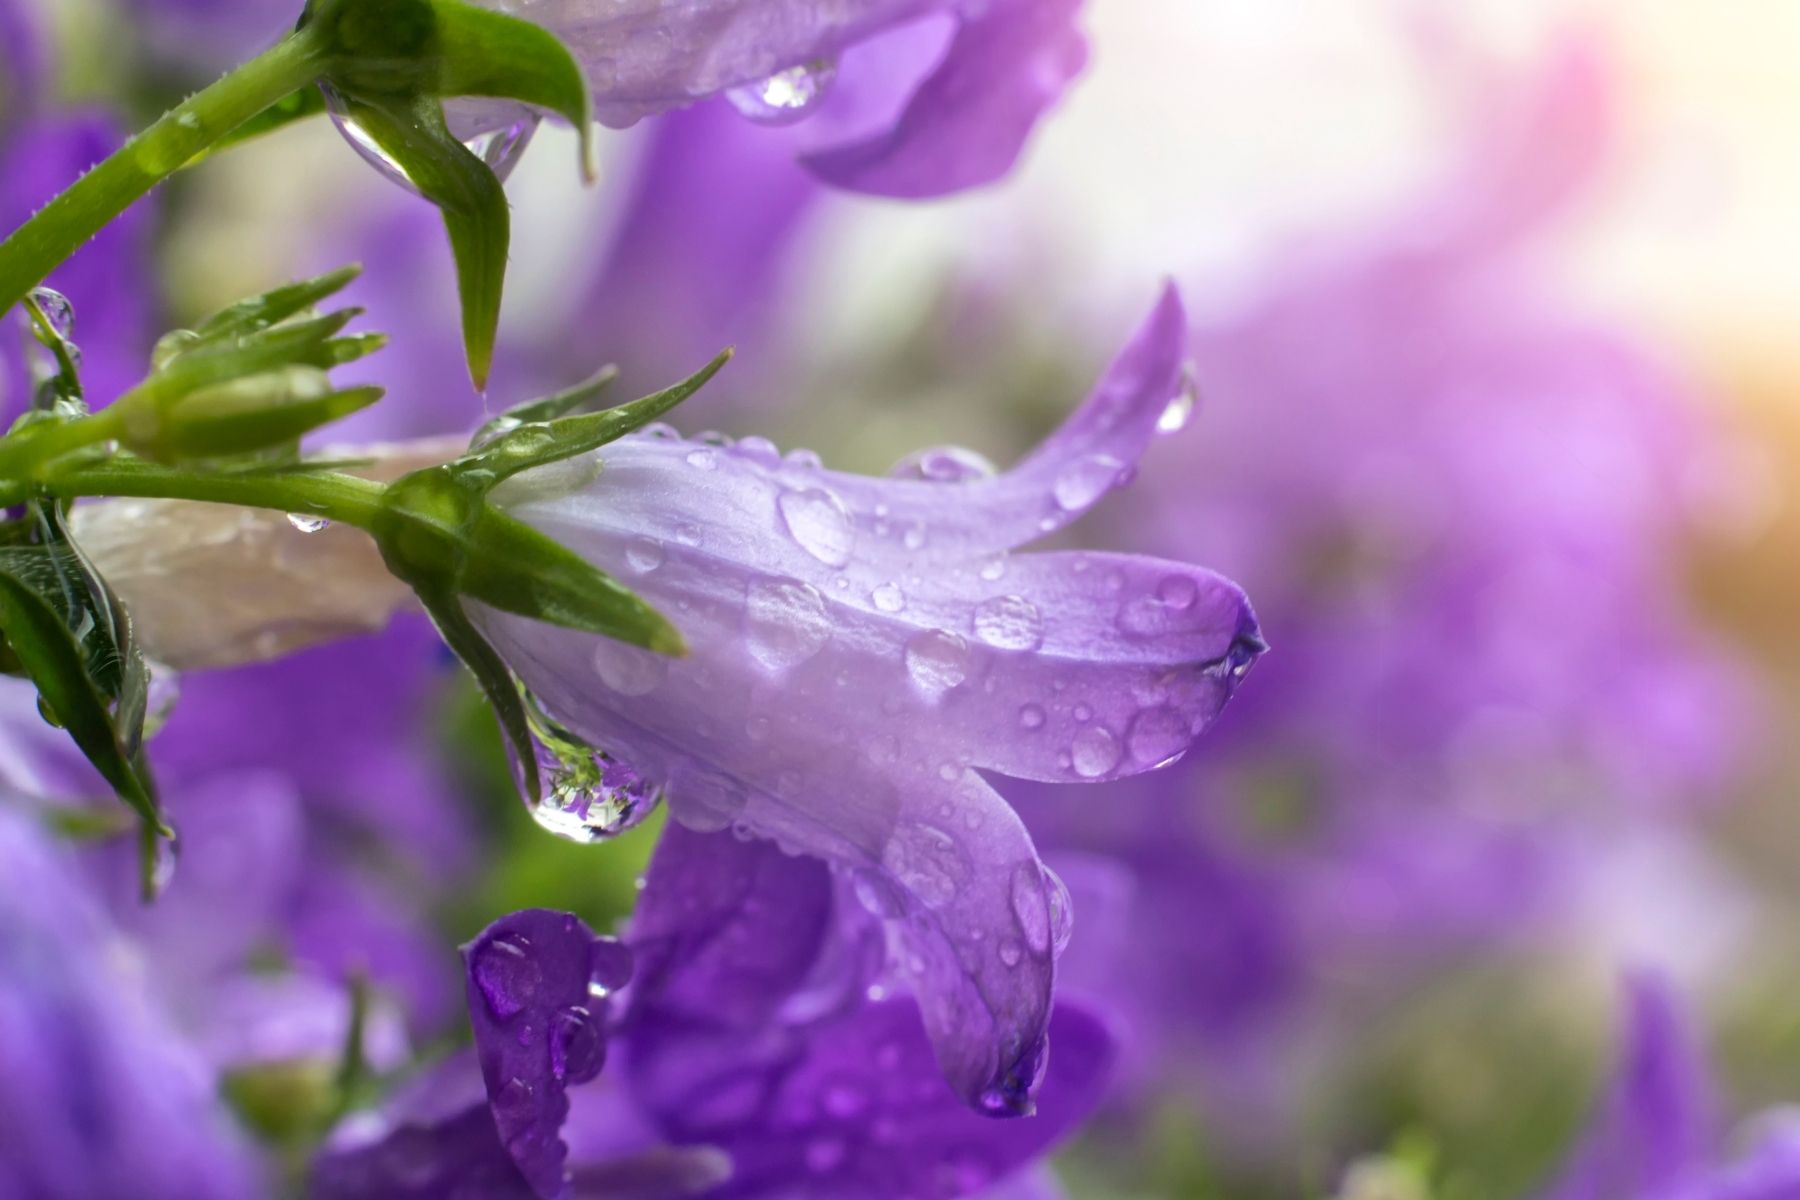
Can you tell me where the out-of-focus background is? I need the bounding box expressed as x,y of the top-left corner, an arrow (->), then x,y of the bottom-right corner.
10,2 -> 1800,1197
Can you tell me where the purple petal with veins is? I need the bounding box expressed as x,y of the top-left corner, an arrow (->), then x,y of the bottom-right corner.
463,909 -> 634,1200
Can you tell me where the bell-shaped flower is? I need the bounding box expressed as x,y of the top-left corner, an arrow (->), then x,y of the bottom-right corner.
479,0 -> 1088,196
478,284 -> 1263,1113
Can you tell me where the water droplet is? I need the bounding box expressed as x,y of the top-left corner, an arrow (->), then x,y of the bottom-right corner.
1043,866 -> 1074,957
1069,725 -> 1121,778
474,933 -> 541,1020
666,770 -> 748,833
889,444 -> 998,483
328,87 -> 542,192
734,435 -> 780,464
726,58 -> 837,125
626,537 -> 665,573
998,938 -> 1023,967
973,594 -> 1043,650
685,448 -> 718,470
509,703 -> 664,843
1159,362 -> 1199,433
778,487 -> 854,567
641,422 -> 679,440
745,578 -> 831,670
1052,454 -> 1125,512
1010,862 -> 1053,956
591,638 -> 666,696
550,1005 -> 606,1083
785,447 -> 823,469
904,629 -> 969,698
286,513 -> 330,534
1018,703 -> 1046,730
28,287 -> 74,339
851,867 -> 909,919
151,328 -> 200,371
871,582 -> 906,613
1157,573 -> 1199,609
881,823 -> 972,909
493,1077 -> 535,1124
1072,703 -> 1092,723
697,430 -> 734,447
147,832 -> 179,898
142,660 -> 182,739
1126,705 -> 1190,768
589,938 -> 635,999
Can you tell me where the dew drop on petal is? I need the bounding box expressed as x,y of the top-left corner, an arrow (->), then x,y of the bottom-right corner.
889,445 -> 998,483
286,513 -> 330,534
1158,361 -> 1199,434
592,638 -> 666,696
746,578 -> 832,670
973,595 -> 1044,650
1043,865 -> 1074,957
686,448 -> 719,470
1052,454 -> 1126,512
734,435 -> 780,464
1010,862 -> 1052,956
778,487 -> 854,567
550,1005 -> 605,1083
871,582 -> 906,613
28,287 -> 74,339
785,447 -> 823,469
904,629 -> 970,697
588,938 -> 635,999
1126,705 -> 1190,768
881,823 -> 972,910
1018,703 -> 1046,730
626,537 -> 666,573
474,933 -> 541,1020
1156,573 -> 1199,609
1070,725 -> 1122,778
726,58 -> 837,126
509,704 -> 664,843
997,938 -> 1023,968
979,556 -> 1007,582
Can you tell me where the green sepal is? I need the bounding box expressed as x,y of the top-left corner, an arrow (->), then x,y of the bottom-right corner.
156,382 -> 386,461
470,364 -> 618,446
341,94 -> 509,390
456,350 -> 731,488
0,548 -> 168,837
413,582 -> 542,801
431,0 -> 596,181
194,263 -> 362,340
373,466 -> 685,655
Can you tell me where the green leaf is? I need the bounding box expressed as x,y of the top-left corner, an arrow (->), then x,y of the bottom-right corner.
470,365 -> 618,446
414,584 -> 542,801
455,350 -> 731,487
342,94 -> 509,390
430,0 -> 596,181
0,549 -> 167,836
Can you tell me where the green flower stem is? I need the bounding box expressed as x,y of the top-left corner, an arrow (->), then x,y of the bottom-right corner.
6,459 -> 389,530
0,31 -> 328,314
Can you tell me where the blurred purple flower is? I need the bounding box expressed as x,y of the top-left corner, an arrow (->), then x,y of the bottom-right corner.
0,0 -> 44,126
483,0 -> 1085,196
117,0 -> 290,69
1012,40 -> 1754,1120
0,810 -> 259,1199
481,285 -> 1260,1112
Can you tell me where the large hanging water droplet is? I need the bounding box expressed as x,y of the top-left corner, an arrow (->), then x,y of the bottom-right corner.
778,486 -> 854,567
725,59 -> 837,126
973,595 -> 1043,651
286,513 -> 330,534
905,629 -> 970,698
509,698 -> 664,843
325,88 -> 541,194
1158,361 -> 1199,434
889,445 -> 998,483
143,660 -> 182,740
745,577 -> 831,670
589,938 -> 635,1001
550,1005 -> 606,1083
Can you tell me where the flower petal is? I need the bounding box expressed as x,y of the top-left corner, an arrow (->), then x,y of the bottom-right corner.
802,0 -> 1088,197
463,909 -> 632,1200
639,997 -> 1111,1199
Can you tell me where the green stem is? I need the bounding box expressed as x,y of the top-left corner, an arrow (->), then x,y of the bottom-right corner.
0,408 -> 127,481
0,32 -> 328,313
14,459 -> 388,530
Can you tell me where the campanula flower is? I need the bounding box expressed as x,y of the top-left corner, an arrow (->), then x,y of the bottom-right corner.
478,284 -> 1262,1113
476,0 -> 1086,196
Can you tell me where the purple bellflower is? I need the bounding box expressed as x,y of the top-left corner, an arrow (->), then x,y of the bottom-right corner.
477,0 -> 1086,197
478,284 -> 1261,1114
